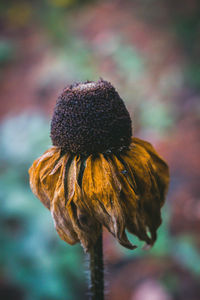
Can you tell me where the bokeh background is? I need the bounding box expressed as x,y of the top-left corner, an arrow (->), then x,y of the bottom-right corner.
0,0 -> 200,299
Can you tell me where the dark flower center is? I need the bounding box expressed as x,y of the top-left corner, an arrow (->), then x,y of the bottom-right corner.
50,79 -> 132,155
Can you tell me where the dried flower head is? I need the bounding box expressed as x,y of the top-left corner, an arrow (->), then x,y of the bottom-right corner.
50,80 -> 132,155
29,79 -> 169,252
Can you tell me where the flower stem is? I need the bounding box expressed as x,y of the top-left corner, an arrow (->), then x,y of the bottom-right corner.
89,228 -> 104,300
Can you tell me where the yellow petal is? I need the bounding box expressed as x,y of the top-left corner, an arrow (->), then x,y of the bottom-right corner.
132,137 -> 169,204
29,148 -> 78,245
120,138 -> 169,244
65,156 -> 101,251
107,154 -> 151,245
29,137 -> 169,250
29,147 -> 61,209
51,154 -> 79,245
82,154 -> 136,249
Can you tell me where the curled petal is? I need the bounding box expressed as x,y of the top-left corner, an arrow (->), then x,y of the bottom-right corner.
120,138 -> 169,245
65,156 -> 101,251
29,147 -> 61,209
51,154 -> 78,245
132,137 -> 169,204
82,154 -> 136,250
29,137 -> 169,251
107,154 -> 151,245
29,148 -> 78,245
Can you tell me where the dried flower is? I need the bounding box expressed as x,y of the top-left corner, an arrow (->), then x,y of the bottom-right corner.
29,79 -> 169,252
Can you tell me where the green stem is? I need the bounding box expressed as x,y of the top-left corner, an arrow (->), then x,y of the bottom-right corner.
89,228 -> 104,300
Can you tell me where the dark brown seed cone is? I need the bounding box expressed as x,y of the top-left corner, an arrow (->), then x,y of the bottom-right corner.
50,79 -> 132,155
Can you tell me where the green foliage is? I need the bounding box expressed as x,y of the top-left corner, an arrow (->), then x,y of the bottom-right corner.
0,40 -> 16,66
171,235 -> 200,276
139,100 -> 174,133
113,44 -> 145,82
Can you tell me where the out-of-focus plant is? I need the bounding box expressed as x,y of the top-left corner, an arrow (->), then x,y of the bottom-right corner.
0,40 -> 16,67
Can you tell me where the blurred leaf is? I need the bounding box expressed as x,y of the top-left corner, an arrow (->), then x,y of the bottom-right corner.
0,40 -> 15,65
172,236 -> 200,275
0,113 -> 50,167
5,2 -> 32,28
48,0 -> 75,7
139,100 -> 174,133
114,44 -> 145,81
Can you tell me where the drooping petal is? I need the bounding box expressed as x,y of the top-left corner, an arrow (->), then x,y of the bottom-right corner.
51,154 -> 79,245
120,138 -> 169,245
82,154 -> 136,249
107,154 -> 152,245
29,137 -> 169,250
65,156 -> 101,251
131,137 -> 169,204
29,147 -> 61,209
29,148 -> 78,245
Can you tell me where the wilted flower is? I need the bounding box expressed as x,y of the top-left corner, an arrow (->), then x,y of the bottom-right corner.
29,79 -> 169,252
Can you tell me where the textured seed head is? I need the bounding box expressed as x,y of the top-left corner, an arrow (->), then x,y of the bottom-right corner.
50,79 -> 132,155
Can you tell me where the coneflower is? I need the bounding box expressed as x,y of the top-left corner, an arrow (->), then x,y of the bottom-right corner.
29,79 -> 169,300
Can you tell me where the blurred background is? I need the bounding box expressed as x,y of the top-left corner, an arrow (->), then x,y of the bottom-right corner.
0,0 -> 200,299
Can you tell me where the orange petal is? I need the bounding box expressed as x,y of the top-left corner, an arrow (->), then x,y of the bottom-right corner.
132,137 -> 169,205
65,156 -> 101,251
82,154 -> 136,250
107,154 -> 151,245
51,154 -> 78,245
120,138 -> 169,244
29,147 -> 61,209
